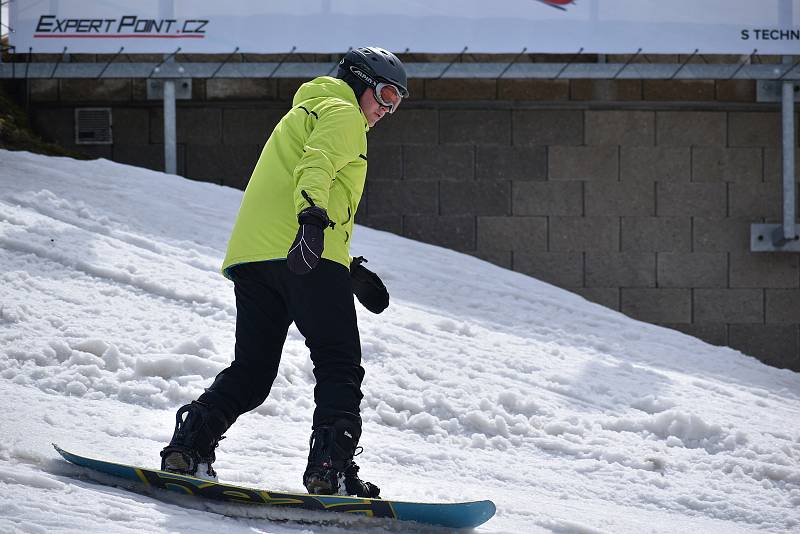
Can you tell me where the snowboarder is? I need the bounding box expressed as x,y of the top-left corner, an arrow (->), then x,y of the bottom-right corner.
159,47 -> 409,498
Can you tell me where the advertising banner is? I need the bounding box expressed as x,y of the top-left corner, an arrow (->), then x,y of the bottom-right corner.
8,0 -> 800,55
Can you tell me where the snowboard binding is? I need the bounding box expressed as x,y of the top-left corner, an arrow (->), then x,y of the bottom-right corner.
160,401 -> 229,480
303,421 -> 380,498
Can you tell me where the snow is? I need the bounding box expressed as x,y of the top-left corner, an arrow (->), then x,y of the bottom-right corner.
1,148 -> 799,533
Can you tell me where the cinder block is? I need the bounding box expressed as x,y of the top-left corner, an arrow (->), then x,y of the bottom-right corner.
657,182 -> 726,218
368,109 -> 438,145
729,252 -> 799,288
193,79 -> 207,101
131,79 -> 149,101
179,53 -> 246,63
26,53 -> 66,62
621,288 -> 692,323
621,217 -> 691,252
71,145 -> 113,160
716,80 -> 756,102
366,146 -> 403,182
441,181 -> 511,216
621,147 -> 690,182
549,217 -> 620,252
514,251 -> 584,287
184,144 -> 261,188
512,110 -> 583,146
30,107 -> 75,147
766,289 -> 800,323
111,108 -> 150,145
440,110 -> 511,145
728,183 -> 781,219
728,324 -> 799,370
699,54 -> 747,64
113,143 -> 186,176
570,80 -> 642,101
367,181 -> 439,215
404,215 -> 476,252
549,146 -> 618,181
404,145 -> 474,181
764,148 -> 800,183
129,77 -> 204,102
476,146 -> 547,181
656,111 -> 727,146
691,147 -> 762,182
425,79 -> 497,100
513,181 -> 583,216
498,80 -> 569,101
664,323 -> 728,347
694,289 -> 764,323
179,108 -> 223,146
586,252 -> 656,287
222,108 -> 285,146
470,249 -> 512,269
728,112 -> 782,147
151,107 -> 222,145
606,54 -> 678,63
585,111 -> 655,147
570,287 -> 620,311
477,216 -> 547,252
657,252 -> 728,288
405,79 -> 426,100
643,80 -> 715,101
693,218 -> 751,252
357,184 -> 369,215
357,214 -> 403,235
60,79 -> 131,102
206,79 -> 277,100
585,181 -> 654,216
29,80 -> 58,102
277,78 -> 306,101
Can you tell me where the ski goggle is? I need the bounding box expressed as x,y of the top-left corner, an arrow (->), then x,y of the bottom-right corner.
373,82 -> 403,114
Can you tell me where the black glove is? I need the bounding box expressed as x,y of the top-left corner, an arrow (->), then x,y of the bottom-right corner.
350,256 -> 389,314
287,206 -> 330,275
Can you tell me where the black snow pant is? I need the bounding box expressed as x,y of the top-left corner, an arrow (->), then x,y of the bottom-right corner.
198,259 -> 365,431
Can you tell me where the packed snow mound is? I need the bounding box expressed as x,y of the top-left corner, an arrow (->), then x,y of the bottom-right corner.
1,149 -> 799,533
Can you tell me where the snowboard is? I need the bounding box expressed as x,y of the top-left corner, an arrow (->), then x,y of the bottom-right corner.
53,444 -> 496,529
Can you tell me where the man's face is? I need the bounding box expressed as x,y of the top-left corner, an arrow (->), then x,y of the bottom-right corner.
359,88 -> 390,127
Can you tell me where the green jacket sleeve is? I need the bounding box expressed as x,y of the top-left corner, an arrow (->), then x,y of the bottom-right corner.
293,103 -> 364,215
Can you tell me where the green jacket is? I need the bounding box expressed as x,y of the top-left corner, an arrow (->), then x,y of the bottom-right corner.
222,77 -> 369,279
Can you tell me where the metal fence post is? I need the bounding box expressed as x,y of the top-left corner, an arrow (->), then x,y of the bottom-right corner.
780,70 -> 797,242
1,1 -> 4,65
160,0 -> 177,175
163,77 -> 177,175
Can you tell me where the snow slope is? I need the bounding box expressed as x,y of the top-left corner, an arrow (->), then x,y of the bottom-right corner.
1,149 -> 799,533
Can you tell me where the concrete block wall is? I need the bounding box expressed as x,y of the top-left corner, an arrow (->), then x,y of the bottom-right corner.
15,74 -> 800,370
359,104 -> 800,371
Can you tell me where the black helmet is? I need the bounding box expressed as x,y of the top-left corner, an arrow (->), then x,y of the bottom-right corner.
336,47 -> 409,100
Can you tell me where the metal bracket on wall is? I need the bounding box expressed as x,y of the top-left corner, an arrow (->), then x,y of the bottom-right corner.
146,79 -> 192,100
756,80 -> 800,102
751,224 -> 800,252
751,57 -> 798,253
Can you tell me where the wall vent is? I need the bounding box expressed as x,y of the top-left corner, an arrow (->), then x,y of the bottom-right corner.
75,108 -> 113,145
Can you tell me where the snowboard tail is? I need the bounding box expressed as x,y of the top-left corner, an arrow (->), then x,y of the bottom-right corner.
53,444 -> 495,529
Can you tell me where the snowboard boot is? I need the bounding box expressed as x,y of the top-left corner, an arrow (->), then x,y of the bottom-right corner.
160,401 -> 229,481
302,420 -> 380,498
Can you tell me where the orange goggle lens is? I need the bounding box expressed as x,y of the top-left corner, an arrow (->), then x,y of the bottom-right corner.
374,82 -> 402,114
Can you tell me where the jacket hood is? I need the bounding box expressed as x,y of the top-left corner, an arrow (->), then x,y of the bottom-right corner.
292,76 -> 367,131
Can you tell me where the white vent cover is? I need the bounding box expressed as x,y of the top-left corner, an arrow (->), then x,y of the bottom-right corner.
75,108 -> 113,145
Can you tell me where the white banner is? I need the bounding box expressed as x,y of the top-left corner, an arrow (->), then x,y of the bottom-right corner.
8,0 -> 800,55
